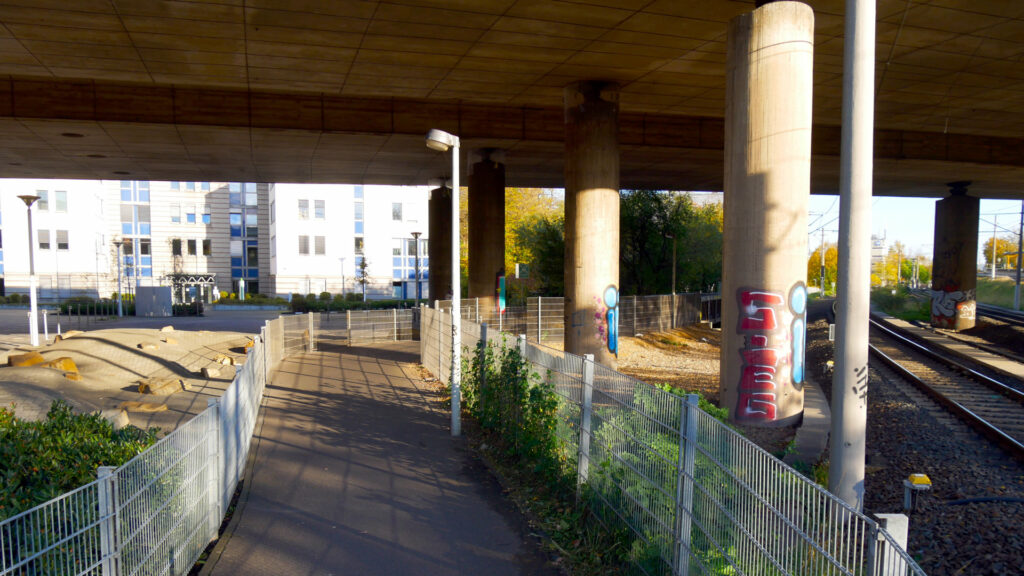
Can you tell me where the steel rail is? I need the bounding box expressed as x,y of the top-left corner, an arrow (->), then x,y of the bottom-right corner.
869,316 -> 1024,404
867,342 -> 1024,462
977,302 -> 1024,327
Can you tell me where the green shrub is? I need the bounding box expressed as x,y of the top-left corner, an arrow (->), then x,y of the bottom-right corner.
0,401 -> 158,521
7,293 -> 22,304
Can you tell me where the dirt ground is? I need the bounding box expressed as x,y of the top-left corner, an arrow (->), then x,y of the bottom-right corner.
0,326 -> 255,434
616,324 -> 796,455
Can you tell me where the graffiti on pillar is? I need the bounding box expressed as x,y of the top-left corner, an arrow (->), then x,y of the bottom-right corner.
789,282 -> 807,388
734,284 -> 805,422
593,285 -> 619,356
929,285 -> 975,327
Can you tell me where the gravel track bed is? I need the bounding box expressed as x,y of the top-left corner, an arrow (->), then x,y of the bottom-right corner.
808,318 -> 1024,576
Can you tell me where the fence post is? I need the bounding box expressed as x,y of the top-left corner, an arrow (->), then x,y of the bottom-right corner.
673,394 -> 699,576
96,465 -> 118,576
537,296 -> 543,342
393,308 -> 398,340
206,397 -> 223,530
42,309 -> 49,343
475,297 -> 480,323
479,322 -> 488,391
632,296 -> 637,336
346,310 -> 352,345
308,311 -> 316,351
518,333 -> 526,358
576,353 -> 595,500
866,521 -> 880,576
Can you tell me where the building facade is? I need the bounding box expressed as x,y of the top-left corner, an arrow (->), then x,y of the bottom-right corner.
0,179 -> 429,302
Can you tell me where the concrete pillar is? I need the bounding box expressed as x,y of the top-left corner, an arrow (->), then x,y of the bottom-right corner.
930,182 -> 979,330
428,185 -> 452,301
720,1 -> 813,426
468,150 -> 505,310
564,81 -> 620,369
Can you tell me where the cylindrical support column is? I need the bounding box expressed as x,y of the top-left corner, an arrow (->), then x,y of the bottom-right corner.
930,183 -> 979,330
831,0 -> 876,513
428,185 -> 453,301
468,150 -> 506,311
563,80 -> 620,368
720,1 -> 814,427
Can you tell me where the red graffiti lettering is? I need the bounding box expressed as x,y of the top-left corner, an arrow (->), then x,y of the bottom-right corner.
738,392 -> 777,420
740,347 -> 778,391
740,291 -> 784,331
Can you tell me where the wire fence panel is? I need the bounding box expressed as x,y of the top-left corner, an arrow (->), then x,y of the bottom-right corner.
418,308 -> 927,576
0,316 -> 313,576
0,481 -> 107,576
348,310 -> 415,344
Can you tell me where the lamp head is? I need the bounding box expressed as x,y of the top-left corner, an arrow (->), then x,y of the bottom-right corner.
411,231 -> 422,239
17,194 -> 40,207
425,128 -> 458,152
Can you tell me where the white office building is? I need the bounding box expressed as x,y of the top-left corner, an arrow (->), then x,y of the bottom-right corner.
0,179 -> 431,302
270,183 -> 430,300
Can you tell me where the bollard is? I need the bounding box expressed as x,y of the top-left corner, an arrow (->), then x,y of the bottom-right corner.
42,309 -> 48,343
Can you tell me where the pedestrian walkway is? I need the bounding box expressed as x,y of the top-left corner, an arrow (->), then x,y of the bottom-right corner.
202,339 -> 560,576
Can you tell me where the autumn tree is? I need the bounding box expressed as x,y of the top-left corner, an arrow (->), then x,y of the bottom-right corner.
806,243 -> 838,295
982,235 -> 1019,270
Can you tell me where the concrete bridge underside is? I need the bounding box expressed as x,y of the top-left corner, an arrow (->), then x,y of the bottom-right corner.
0,1 -> 1020,199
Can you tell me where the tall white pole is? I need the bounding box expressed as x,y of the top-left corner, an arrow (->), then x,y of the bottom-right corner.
1015,201 -> 1023,310
26,206 -> 39,347
820,227 -> 826,294
116,241 -> 123,317
831,0 -> 875,512
991,216 -> 998,280
451,140 -> 462,436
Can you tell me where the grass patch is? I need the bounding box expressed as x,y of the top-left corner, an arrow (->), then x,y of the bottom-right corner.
870,287 -> 931,322
976,276 -> 1020,309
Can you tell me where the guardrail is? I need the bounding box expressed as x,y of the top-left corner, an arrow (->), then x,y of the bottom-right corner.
421,306 -> 926,576
0,313 -> 316,576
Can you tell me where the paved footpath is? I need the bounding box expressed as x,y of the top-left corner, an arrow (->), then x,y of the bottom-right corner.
202,339 -> 561,576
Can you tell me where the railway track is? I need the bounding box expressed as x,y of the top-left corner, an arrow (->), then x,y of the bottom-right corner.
977,302 -> 1024,328
868,318 -> 1024,461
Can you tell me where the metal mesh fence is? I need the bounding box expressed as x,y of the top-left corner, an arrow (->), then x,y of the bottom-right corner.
0,316 -> 311,576
419,306 -> 927,576
347,310 -> 415,344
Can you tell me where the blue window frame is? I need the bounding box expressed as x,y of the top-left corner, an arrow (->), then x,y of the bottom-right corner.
231,257 -> 242,267
247,269 -> 259,279
355,222 -> 364,234
232,268 -> 243,278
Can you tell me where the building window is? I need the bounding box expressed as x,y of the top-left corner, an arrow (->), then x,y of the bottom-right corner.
354,237 -> 364,254
56,230 -> 68,250
139,239 -> 151,256
270,235 -> 276,257
55,191 -> 67,213
202,239 -> 212,256
38,229 -> 50,250
354,185 -> 363,199
298,199 -> 309,219
392,202 -> 402,221
187,239 -> 197,256
247,245 -> 258,262
298,235 -> 309,255
245,183 -> 257,206
172,238 -> 182,256
270,200 -> 275,223
137,205 -> 151,235
314,236 -> 325,255
171,181 -> 179,190
170,203 -> 181,223
314,199 -> 325,219
186,207 -> 196,224
202,182 -> 210,191
37,190 -> 49,211
201,206 -> 211,224
186,181 -> 195,191
245,213 -> 258,237
120,204 -> 134,234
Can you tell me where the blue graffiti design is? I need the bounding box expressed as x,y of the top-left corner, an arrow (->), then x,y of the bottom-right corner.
790,282 -> 807,386
604,285 -> 619,356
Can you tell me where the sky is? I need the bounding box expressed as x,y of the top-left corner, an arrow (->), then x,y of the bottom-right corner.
807,194 -> 1024,264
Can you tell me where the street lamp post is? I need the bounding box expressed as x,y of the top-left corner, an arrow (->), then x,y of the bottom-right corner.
666,232 -> 676,329
18,195 -> 40,346
425,128 -> 461,436
113,239 -> 123,317
411,231 -> 422,307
